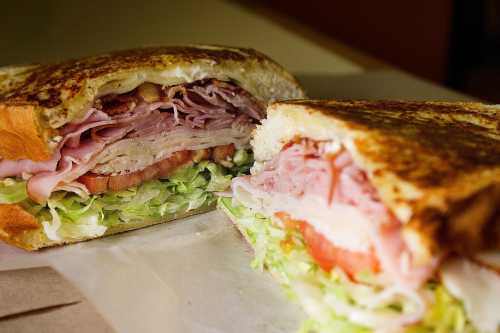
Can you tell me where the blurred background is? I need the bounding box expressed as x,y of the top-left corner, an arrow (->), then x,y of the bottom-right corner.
1,0 -> 498,101
247,0 -> 500,102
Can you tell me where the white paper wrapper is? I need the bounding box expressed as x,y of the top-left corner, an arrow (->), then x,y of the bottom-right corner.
0,211 -> 304,333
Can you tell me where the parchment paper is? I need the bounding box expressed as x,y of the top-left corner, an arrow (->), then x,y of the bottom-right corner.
0,211 -> 304,333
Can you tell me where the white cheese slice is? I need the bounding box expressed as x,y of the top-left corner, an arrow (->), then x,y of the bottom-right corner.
441,257 -> 500,332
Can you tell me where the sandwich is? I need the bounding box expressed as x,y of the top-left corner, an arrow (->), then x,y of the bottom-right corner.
0,45 -> 304,250
219,100 -> 500,332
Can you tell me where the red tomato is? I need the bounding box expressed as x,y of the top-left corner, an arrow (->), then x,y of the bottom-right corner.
275,212 -> 380,279
78,150 -> 193,194
78,173 -> 109,194
275,211 -> 304,230
301,222 -> 380,278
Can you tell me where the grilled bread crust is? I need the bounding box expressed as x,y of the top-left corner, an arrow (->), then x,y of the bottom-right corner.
0,45 -> 304,161
252,100 -> 500,260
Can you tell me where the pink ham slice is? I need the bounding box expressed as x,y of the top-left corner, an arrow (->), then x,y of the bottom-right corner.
251,141 -> 335,200
239,140 -> 438,290
27,126 -> 131,203
0,158 -> 59,179
0,79 -> 262,203
0,109 -> 114,179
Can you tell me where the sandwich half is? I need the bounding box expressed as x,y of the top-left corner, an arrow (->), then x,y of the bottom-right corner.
220,100 -> 500,332
0,45 -> 304,250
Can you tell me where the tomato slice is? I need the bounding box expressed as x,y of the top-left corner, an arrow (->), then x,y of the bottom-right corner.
301,222 -> 380,278
78,173 -> 109,194
276,212 -> 380,278
78,150 -> 194,194
275,211 -> 304,231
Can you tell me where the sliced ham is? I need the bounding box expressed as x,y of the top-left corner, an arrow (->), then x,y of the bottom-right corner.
27,156 -> 75,204
27,125 -> 134,203
0,79 -> 262,203
0,158 -> 58,179
161,79 -> 262,130
232,139 -> 438,290
0,109 -> 113,178
252,141 -> 335,199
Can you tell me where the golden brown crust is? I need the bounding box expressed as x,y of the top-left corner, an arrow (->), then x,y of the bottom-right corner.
0,202 -> 215,251
0,104 -> 55,160
0,45 -> 304,161
0,47 -> 274,109
0,204 -> 41,250
256,100 -> 500,257
280,100 -> 500,179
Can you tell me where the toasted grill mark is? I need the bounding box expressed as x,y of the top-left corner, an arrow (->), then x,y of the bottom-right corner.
0,46 -> 266,109
287,100 -> 500,189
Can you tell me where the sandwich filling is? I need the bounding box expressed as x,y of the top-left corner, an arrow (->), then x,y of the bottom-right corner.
0,79 -> 261,243
225,138 -> 500,332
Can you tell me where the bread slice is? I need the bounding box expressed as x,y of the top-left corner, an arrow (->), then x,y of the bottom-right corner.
0,45 -> 304,161
0,202 -> 215,251
251,100 -> 500,259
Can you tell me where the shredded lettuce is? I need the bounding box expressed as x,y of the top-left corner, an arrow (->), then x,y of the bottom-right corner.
3,155 -> 253,242
0,178 -> 28,204
218,197 -> 479,333
41,161 -> 235,239
406,285 -> 475,333
229,148 -> 253,176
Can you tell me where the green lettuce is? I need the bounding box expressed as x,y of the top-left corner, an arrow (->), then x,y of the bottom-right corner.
0,150 -> 253,241
407,285 -> 474,333
231,148 -> 253,175
218,197 -> 478,333
0,178 -> 28,203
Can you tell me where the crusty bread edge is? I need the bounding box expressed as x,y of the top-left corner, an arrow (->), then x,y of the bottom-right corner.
253,101 -> 500,215
0,203 -> 215,251
0,47 -> 305,161
251,101 -> 500,259
0,104 -> 55,161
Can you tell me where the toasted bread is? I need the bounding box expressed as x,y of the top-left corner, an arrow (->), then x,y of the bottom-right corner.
0,45 -> 304,161
252,100 -> 500,258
